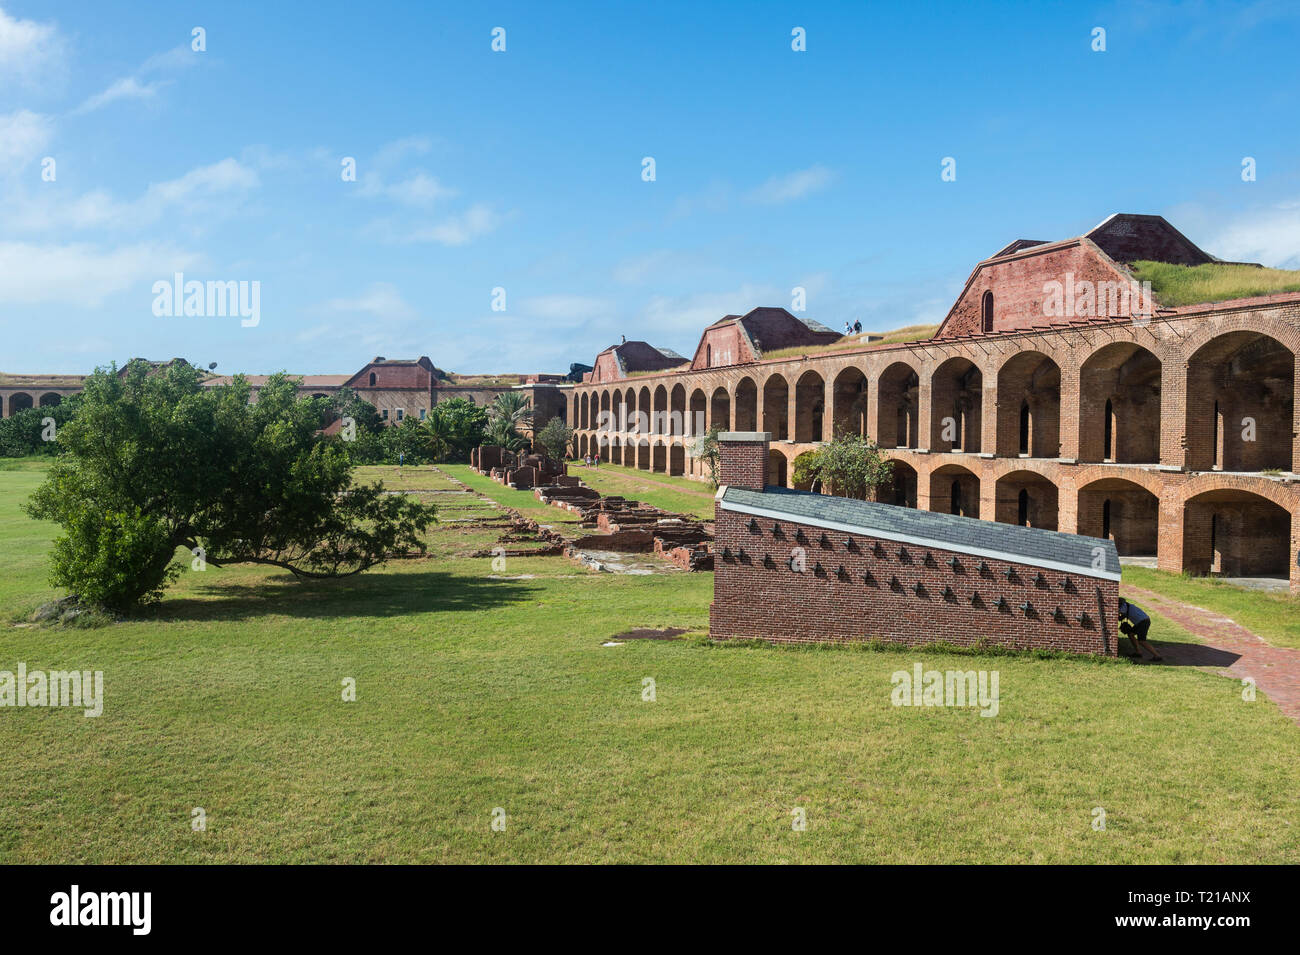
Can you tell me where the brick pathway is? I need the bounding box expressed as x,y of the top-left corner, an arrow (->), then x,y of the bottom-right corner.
1123,585 -> 1300,726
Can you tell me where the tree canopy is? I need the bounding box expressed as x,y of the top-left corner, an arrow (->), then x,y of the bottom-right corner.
792,432 -> 893,500
25,362 -> 437,613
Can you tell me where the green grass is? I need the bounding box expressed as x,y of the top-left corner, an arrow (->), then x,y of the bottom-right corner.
2,462 -> 1299,863
1131,260 -> 1300,308
761,324 -> 939,360
564,461 -> 716,519
1123,566 -> 1300,650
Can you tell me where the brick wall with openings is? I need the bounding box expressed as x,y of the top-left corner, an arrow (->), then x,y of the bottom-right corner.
708,505 -> 1120,655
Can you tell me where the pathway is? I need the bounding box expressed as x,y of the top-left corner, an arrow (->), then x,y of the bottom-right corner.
1124,584 -> 1300,725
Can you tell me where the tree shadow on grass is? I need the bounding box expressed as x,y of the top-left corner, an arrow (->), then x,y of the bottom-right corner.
142,570 -> 540,624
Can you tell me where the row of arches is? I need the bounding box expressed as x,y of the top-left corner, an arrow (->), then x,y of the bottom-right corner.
0,392 -> 63,417
760,449 -> 1293,581
575,329 -> 1296,472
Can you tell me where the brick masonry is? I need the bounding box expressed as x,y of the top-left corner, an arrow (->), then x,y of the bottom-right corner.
708,434 -> 1120,655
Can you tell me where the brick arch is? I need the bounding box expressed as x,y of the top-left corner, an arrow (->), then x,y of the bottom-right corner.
930,355 -> 983,453
793,369 -> 825,443
1179,480 -> 1294,581
1069,466 -> 1166,502
831,365 -> 869,438
995,350 -> 1061,458
876,360 -> 920,449
1074,475 -> 1161,556
670,383 -> 687,436
761,372 -> 789,440
994,468 -> 1059,530
928,462 -> 981,518
1176,313 -> 1300,364
1077,341 -> 1162,464
1175,472 -> 1297,513
733,376 -> 758,431
1183,329 -> 1294,472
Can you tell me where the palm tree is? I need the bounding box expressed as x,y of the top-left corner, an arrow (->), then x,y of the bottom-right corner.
486,392 -> 533,449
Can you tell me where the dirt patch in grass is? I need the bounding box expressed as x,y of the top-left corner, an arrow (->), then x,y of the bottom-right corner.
611,627 -> 687,640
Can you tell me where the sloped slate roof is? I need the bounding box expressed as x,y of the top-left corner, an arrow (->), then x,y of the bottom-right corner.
720,485 -> 1120,580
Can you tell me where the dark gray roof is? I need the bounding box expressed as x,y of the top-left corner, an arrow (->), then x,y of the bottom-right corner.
721,486 -> 1120,579
798,317 -> 836,334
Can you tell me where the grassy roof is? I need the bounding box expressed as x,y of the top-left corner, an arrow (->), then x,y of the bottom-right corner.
760,324 -> 938,360
1130,260 -> 1300,308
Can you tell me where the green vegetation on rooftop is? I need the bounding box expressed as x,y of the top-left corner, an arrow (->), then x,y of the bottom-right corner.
761,324 -> 939,361
1131,260 -> 1300,308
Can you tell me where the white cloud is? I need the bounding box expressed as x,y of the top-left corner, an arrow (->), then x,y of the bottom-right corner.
638,284 -> 781,343
0,5 -> 63,85
1208,202 -> 1300,270
747,164 -> 835,204
322,282 -> 418,321
74,76 -> 163,114
358,171 -> 457,205
0,108 -> 53,168
521,294 -> 612,325
373,203 -> 501,245
0,240 -> 199,307
3,157 -> 260,232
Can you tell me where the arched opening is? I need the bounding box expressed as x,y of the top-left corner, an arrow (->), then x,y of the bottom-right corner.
636,436 -> 651,470
368,372 -> 377,386
794,370 -> 825,443
710,387 -> 731,432
670,384 -> 687,436
1078,478 -> 1159,557
705,344 -> 712,366
734,378 -> 758,432
997,351 -> 1061,458
38,392 -> 62,407
767,449 -> 788,488
831,366 -> 868,438
877,362 -> 919,449
930,357 -> 982,452
622,388 -> 635,433
652,386 -> 668,435
1079,342 -> 1162,464
8,392 -> 33,415
1186,332 -> 1294,472
762,374 -> 789,440
1183,489 -> 1290,580
885,460 -> 918,508
599,391 -> 612,433
637,386 -> 651,437
995,470 -> 1059,530
981,290 -> 994,334
689,388 -> 707,437
579,394 -> 589,430
651,441 -> 667,473
928,464 -> 980,518
669,443 -> 685,476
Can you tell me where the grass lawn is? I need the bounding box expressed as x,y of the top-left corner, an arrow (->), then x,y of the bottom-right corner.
1131,259 -> 1300,307
560,461 -> 717,519
1123,566 -> 1300,650
1,461 -> 1298,863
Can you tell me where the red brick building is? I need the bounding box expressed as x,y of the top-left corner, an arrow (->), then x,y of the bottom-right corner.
709,432 -> 1121,654
569,213 -> 1300,593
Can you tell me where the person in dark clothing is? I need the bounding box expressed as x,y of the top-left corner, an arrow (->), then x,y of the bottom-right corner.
853,319 -> 862,334
1118,597 -> 1162,661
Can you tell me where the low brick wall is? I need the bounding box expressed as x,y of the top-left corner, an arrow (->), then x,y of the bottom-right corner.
708,506 -> 1119,655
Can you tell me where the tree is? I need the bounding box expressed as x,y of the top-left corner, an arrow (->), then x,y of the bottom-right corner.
792,432 -> 893,500
424,398 -> 487,462
689,425 -> 723,487
535,416 -> 574,460
0,395 -> 81,457
25,363 -> 437,614
486,392 -> 533,450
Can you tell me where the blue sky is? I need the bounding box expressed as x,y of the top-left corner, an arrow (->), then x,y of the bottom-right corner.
2,0 -> 1298,375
